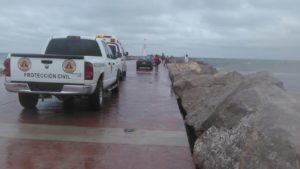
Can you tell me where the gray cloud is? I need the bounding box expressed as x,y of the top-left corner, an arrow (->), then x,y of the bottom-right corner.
0,0 -> 300,59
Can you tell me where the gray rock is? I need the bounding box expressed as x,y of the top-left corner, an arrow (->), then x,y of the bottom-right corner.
168,61 -> 300,169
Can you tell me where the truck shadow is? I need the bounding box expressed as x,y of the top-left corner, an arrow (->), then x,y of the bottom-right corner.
18,91 -> 121,126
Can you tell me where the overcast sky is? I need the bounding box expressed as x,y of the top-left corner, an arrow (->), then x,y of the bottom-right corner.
0,0 -> 300,59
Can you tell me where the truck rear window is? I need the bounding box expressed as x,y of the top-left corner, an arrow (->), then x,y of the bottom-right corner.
45,38 -> 102,56
108,44 -> 117,55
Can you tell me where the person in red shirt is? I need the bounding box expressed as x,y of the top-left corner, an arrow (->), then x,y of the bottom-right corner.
154,54 -> 161,67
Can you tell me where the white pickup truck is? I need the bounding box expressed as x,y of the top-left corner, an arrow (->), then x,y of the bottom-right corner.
95,35 -> 127,79
3,36 -> 121,110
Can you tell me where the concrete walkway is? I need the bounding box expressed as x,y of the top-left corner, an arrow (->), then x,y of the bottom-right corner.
0,61 -> 194,169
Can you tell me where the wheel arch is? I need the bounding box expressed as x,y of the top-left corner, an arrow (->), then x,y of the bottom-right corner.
98,72 -> 104,82
94,72 -> 104,90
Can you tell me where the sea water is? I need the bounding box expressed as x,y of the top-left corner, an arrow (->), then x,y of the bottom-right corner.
195,58 -> 300,95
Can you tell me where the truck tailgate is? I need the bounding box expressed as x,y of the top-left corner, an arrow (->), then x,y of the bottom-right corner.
10,54 -> 85,84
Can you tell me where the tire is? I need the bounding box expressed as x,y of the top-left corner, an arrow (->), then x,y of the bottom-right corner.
113,73 -> 120,93
119,70 -> 123,81
123,70 -> 126,77
89,80 -> 104,110
19,93 -> 38,109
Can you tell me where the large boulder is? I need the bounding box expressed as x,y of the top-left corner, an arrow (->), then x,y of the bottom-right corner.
168,61 -> 300,169
168,61 -> 217,98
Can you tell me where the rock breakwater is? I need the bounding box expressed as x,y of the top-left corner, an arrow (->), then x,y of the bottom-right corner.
168,61 -> 300,169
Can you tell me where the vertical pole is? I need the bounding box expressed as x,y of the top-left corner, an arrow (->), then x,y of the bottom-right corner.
143,38 -> 147,56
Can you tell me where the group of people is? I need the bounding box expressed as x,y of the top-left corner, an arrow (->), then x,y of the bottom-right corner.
153,53 -> 173,67
152,53 -> 189,68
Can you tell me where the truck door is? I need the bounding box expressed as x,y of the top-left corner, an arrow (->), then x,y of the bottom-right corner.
101,41 -> 116,87
108,43 -> 122,73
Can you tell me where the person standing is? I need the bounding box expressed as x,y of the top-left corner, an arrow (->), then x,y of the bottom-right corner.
161,53 -> 165,63
164,56 -> 170,67
185,54 -> 189,63
154,54 -> 161,67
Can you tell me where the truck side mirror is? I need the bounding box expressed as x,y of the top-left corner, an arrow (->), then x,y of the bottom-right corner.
125,52 -> 129,56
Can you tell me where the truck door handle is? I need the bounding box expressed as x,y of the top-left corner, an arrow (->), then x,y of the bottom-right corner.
41,60 -> 53,64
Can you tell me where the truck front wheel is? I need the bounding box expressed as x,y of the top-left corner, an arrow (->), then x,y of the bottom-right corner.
19,93 -> 38,109
89,80 -> 104,110
119,70 -> 123,81
113,73 -> 120,93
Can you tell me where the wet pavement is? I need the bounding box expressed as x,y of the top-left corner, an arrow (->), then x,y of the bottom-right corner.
0,61 -> 194,169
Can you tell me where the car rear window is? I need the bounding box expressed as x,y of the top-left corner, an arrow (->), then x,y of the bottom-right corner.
45,38 -> 102,56
140,56 -> 151,60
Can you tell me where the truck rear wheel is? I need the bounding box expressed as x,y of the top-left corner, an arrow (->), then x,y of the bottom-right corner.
19,93 -> 38,109
89,80 -> 104,110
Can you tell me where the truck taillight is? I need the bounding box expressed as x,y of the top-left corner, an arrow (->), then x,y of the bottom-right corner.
85,62 -> 93,80
3,58 -> 10,77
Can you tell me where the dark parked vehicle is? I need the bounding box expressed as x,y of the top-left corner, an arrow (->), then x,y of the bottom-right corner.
136,56 -> 153,70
